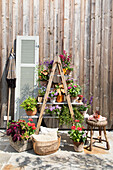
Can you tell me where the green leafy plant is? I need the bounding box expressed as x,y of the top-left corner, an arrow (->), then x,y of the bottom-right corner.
68,83 -> 81,97
58,105 -> 73,126
38,86 -> 46,97
73,106 -> 84,123
20,97 -> 37,111
78,96 -> 93,111
68,120 -> 87,143
7,119 -> 36,142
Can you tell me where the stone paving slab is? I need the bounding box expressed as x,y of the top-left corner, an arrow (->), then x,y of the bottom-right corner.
0,130 -> 113,170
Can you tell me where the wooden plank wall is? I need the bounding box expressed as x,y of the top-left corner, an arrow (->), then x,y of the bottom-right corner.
0,0 -> 113,128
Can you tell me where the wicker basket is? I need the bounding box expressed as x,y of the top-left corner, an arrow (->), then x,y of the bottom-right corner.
32,135 -> 61,155
9,136 -> 33,152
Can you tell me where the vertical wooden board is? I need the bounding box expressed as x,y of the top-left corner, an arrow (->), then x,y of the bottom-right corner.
58,0 -> 61,55
93,0 -> 102,110
74,0 -> 81,81
103,0 -> 111,122
9,0 -> 13,50
49,0 -> 54,60
29,0 -> 33,35
80,0 -> 85,94
39,0 -> 44,63
53,0 -> 58,57
43,0 -> 49,61
89,0 -> 95,113
110,0 -> 113,127
33,0 -> 39,35
18,0 -> 23,35
100,0 -> 105,117
64,0 -> 70,53
70,0 -> 74,60
83,0 -> 91,100
106,0 -> 112,126
0,0 -> 2,123
23,0 -> 30,35
102,1 -> 108,118
1,0 -> 8,127
13,0 -> 18,41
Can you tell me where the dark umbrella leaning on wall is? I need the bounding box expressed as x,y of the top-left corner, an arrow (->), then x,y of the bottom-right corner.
6,48 -> 16,128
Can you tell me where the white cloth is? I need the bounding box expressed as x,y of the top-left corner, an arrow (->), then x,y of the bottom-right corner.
32,126 -> 58,142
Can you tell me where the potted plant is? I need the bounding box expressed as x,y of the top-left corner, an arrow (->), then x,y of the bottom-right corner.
36,64 -> 49,86
48,90 -> 58,103
78,96 -> 93,116
67,83 -> 81,103
55,84 -> 65,102
68,120 -> 87,152
78,95 -> 83,103
20,97 -> 37,116
7,119 -> 36,152
37,86 -> 46,102
45,105 -> 61,116
59,50 -> 73,75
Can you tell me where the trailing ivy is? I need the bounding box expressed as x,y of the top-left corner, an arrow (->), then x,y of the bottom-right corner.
58,105 -> 84,126
73,106 -> 84,123
58,105 -> 73,127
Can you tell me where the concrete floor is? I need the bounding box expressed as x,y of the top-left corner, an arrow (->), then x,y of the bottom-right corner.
0,130 -> 113,170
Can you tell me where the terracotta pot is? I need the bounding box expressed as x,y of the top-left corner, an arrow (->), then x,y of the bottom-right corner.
57,95 -> 64,103
25,108 -> 37,116
73,141 -> 84,152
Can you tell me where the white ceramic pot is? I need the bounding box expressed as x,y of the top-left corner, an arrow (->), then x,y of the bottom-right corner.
50,97 -> 56,103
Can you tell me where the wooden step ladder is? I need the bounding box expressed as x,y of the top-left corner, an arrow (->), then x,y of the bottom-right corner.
35,56 -> 74,134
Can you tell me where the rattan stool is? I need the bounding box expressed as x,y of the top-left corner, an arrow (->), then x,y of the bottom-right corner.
86,120 -> 110,151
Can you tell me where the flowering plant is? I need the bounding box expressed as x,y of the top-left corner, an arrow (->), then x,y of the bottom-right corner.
37,64 -> 49,81
68,120 -> 87,143
78,96 -> 93,111
45,105 -> 61,116
66,78 -> 74,84
7,119 -> 36,142
68,83 -> 81,97
20,97 -> 37,111
44,60 -> 54,70
59,50 -> 72,68
48,90 -> 58,99
38,86 -> 46,97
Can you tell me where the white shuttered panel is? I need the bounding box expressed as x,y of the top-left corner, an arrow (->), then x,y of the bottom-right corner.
15,36 -> 39,120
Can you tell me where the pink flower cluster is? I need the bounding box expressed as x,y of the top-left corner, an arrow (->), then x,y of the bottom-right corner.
59,50 -> 72,68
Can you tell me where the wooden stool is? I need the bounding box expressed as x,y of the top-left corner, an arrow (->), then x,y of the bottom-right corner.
86,120 -> 110,151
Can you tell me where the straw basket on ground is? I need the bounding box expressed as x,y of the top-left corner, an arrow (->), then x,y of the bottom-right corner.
32,135 -> 61,155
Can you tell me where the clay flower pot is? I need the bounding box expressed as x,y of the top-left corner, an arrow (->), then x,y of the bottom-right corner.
73,141 -> 84,152
25,108 -> 37,116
